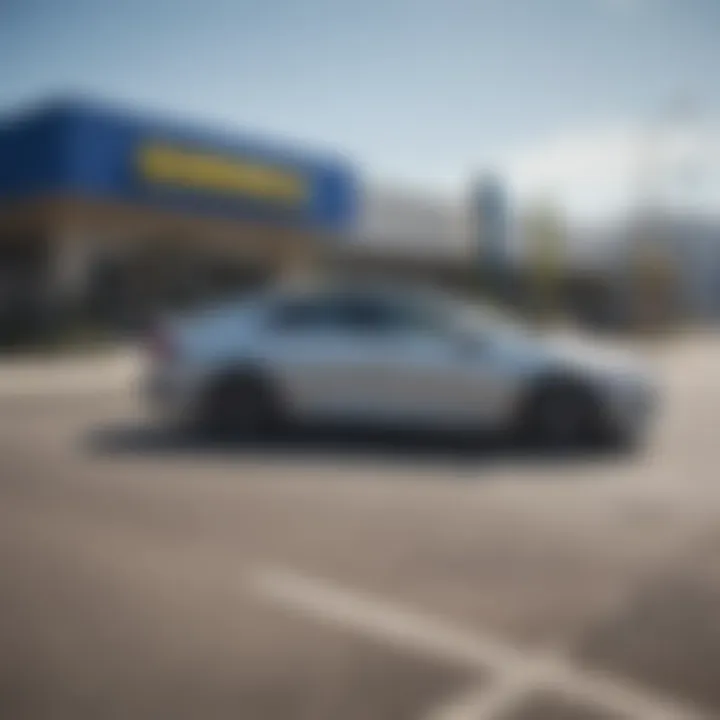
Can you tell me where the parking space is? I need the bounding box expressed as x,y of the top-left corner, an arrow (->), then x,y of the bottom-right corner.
0,336 -> 718,719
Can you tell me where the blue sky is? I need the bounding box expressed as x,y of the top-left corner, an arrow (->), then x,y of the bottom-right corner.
2,0 -> 720,202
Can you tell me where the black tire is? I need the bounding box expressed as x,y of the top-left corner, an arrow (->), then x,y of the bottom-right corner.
516,377 -> 605,449
195,371 -> 281,440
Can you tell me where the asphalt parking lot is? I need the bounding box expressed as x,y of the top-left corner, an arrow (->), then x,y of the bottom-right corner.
0,336 -> 718,720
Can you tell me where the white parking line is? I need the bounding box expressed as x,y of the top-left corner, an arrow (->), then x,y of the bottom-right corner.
425,679 -> 528,720
249,565 -> 708,720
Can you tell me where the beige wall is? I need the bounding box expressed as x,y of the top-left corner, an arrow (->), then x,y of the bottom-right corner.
0,195 -> 322,270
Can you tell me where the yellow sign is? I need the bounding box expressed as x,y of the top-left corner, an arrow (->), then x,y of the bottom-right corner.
136,143 -> 308,206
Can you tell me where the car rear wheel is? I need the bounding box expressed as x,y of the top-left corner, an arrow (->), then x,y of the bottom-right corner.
196,372 -> 281,440
517,379 -> 605,449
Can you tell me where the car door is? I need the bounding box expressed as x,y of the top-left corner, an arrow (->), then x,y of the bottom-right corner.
342,294 -> 521,429
391,328 -> 520,428
260,290 -> 518,429
257,292 -> 407,422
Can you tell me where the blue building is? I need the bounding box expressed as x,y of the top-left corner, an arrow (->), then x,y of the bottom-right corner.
0,97 -> 356,340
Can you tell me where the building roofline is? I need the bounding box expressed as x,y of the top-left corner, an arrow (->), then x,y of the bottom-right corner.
0,93 -> 353,172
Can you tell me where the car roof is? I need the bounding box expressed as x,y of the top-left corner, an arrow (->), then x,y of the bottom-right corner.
269,277 -> 448,304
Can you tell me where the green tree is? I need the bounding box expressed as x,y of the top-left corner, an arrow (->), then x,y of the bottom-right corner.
522,201 -> 567,322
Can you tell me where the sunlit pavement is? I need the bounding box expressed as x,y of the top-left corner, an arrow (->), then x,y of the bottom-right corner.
0,336 -> 719,719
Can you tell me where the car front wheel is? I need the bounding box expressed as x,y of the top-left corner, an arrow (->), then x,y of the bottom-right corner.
517,378 -> 606,449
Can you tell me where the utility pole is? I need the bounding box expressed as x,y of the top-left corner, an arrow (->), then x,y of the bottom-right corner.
471,174 -> 510,304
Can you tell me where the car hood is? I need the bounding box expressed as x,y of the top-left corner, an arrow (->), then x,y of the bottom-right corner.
537,331 -> 650,380
481,323 -> 648,380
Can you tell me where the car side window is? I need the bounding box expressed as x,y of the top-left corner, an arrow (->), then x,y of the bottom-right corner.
332,298 -> 398,333
266,292 -> 445,337
266,298 -> 336,332
332,295 -> 442,335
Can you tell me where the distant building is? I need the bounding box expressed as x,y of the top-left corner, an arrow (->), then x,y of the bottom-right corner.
351,183 -> 468,258
646,214 -> 720,321
336,176 -> 517,297
2,96 -> 714,345
0,97 -> 356,341
328,181 -> 475,289
566,214 -> 720,325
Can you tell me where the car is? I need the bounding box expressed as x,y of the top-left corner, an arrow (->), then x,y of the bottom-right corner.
144,282 -> 657,449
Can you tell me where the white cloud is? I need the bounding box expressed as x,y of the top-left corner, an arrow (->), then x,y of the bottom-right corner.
497,120 -> 720,223
598,0 -> 647,11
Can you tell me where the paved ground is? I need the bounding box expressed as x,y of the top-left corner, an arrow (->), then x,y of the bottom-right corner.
0,336 -> 719,719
